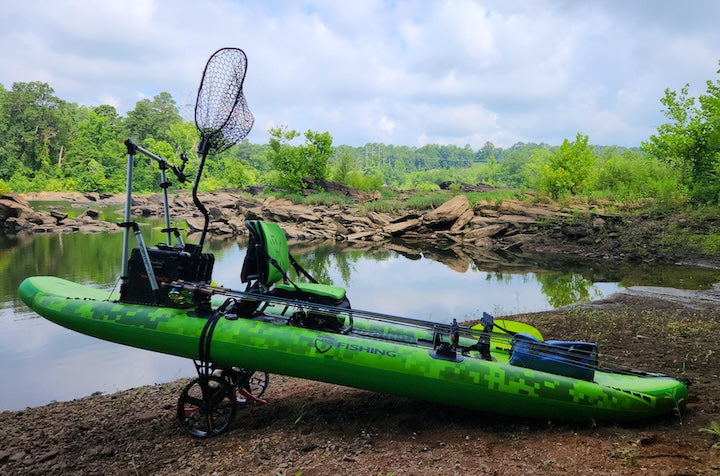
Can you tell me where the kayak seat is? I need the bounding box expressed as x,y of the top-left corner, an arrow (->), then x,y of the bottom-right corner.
240,220 -> 350,308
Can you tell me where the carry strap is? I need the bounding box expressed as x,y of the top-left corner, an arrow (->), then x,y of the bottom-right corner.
289,253 -> 318,284
198,309 -> 225,363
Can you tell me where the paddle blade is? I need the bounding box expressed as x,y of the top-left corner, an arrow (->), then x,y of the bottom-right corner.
471,319 -> 544,351
195,47 -> 254,154
495,319 -> 544,341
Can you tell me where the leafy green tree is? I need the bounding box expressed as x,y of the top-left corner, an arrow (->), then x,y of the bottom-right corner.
125,92 -> 183,143
133,138 -> 178,192
65,105 -> 126,191
530,133 -> 595,198
166,121 -> 199,158
346,168 -> 383,191
267,126 -> 333,191
587,148 -> 682,203
331,148 -> 354,183
476,141 -> 495,162
75,159 -> 109,192
0,82 -> 74,180
303,130 -> 333,180
642,67 -> 720,204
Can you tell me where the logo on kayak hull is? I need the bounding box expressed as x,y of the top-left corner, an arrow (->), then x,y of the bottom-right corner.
314,335 -> 335,354
314,335 -> 397,358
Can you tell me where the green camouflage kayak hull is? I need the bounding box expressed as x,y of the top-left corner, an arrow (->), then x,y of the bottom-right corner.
18,276 -> 687,422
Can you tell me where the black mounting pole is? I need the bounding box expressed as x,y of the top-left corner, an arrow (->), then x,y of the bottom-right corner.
193,138 -> 211,255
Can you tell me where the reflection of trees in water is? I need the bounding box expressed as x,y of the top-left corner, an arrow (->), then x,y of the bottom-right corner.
287,243 -> 397,288
535,273 -> 601,308
0,232 -> 125,300
285,242 -> 603,308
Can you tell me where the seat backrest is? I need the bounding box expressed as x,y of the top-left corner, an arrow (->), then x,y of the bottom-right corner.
241,221 -> 290,287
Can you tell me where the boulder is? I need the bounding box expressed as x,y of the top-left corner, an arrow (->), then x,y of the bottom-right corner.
208,207 -> 225,220
172,196 -> 194,209
27,212 -> 57,226
345,230 -> 378,241
435,231 -> 463,244
333,221 -> 349,236
186,217 -> 206,232
0,198 -> 35,220
235,197 -> 262,211
247,185 -> 266,195
499,233 -> 535,251
464,224 -> 508,241
475,207 -> 501,218
227,217 -> 247,234
50,210 -> 68,222
2,217 -> 31,231
496,214 -> 538,226
468,216 -> 497,227
1,193 -> 32,208
422,195 -> 470,226
301,177 -> 380,202
80,209 -> 101,220
383,218 -> 421,235
439,181 -> 496,193
449,209 -> 475,234
498,200 -> 562,218
262,202 -> 321,223
245,208 -> 264,221
333,213 -> 374,228
211,223 -> 234,235
389,212 -> 421,224
281,223 -> 318,240
365,211 -> 391,226
78,224 -> 107,233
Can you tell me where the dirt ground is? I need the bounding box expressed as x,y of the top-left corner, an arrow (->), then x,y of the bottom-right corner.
1,287 -> 719,475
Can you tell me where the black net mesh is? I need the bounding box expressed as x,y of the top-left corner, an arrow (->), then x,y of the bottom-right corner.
194,48 -> 254,154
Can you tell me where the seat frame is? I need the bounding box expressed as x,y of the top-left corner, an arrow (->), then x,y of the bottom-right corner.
240,220 -> 350,308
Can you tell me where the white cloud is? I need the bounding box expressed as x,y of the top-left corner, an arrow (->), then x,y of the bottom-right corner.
378,116 -> 395,135
1,0 -> 720,148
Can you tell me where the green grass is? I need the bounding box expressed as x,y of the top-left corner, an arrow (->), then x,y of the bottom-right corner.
699,421 -> 720,437
360,189 -> 526,214
276,191 -> 353,207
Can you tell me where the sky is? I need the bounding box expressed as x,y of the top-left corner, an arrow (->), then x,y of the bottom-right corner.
2,0 -> 720,149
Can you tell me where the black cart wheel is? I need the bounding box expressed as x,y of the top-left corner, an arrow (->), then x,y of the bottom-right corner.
177,376 -> 236,438
242,370 -> 269,399
217,367 -> 270,400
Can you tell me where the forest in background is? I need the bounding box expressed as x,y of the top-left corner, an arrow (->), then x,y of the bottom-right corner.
2,63 -> 720,208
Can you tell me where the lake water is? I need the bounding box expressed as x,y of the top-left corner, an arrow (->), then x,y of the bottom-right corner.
2,220 -> 719,411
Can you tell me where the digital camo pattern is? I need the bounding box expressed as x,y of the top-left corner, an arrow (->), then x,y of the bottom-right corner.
19,276 -> 687,422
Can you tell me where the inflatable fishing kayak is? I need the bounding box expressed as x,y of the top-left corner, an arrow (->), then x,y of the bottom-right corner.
19,275 -> 687,426
15,49 -> 688,437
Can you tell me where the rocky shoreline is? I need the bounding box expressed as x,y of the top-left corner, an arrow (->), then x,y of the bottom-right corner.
4,188 -> 703,267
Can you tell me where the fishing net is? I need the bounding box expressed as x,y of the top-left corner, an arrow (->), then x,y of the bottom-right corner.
194,48 -> 254,155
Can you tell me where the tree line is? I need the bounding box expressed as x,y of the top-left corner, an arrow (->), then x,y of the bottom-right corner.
2,63 -> 720,206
